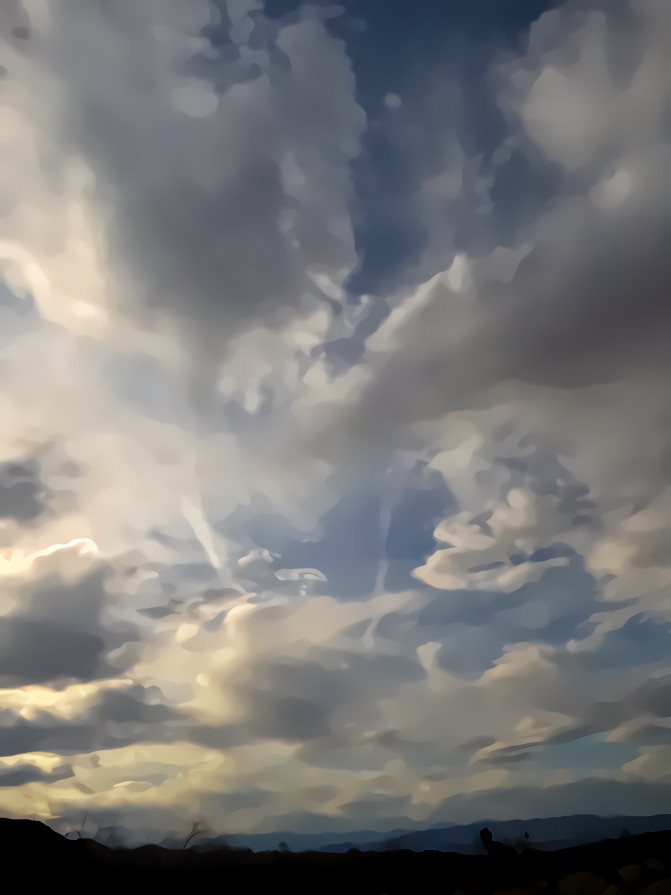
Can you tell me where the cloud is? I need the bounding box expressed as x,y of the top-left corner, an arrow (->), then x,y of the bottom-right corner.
0,763 -> 74,788
1,0 -> 671,846
27,0 -> 364,374
0,456 -> 47,522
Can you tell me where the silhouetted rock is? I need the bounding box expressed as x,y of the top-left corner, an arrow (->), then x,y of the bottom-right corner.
480,826 -> 517,859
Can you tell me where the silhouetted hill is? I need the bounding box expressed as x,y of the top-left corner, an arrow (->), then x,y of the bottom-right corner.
0,817 -> 66,851
3,816 -> 671,893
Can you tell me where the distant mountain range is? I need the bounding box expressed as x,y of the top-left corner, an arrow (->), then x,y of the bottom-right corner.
327,814 -> 671,854
174,825 -> 422,853
182,814 -> 671,854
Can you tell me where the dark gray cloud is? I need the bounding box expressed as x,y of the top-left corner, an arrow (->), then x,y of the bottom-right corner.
237,649 -> 426,745
0,721 -> 97,758
38,0 -> 363,382
0,569 -> 139,685
628,725 -> 671,746
248,695 -> 331,741
91,686 -> 183,725
199,787 -> 274,815
0,456 -> 47,522
0,615 -> 105,684
0,686 -> 212,759
324,207 -> 671,459
0,763 -> 74,787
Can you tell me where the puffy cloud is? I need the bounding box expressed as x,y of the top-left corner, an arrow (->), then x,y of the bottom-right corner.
34,0 -> 363,370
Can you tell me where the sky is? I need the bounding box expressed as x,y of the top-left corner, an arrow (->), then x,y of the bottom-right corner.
1,0 -> 671,847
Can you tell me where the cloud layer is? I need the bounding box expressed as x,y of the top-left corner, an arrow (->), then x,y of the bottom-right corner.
1,0 -> 671,845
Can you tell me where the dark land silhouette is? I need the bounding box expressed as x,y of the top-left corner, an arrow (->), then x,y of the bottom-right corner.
3,817 -> 671,894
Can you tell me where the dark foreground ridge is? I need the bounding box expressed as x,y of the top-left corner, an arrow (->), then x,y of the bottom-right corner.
3,818 -> 671,895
